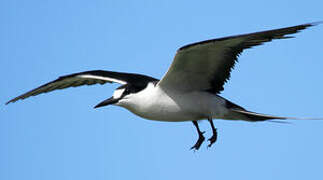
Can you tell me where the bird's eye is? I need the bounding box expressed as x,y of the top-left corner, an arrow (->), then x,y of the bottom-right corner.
123,88 -> 131,95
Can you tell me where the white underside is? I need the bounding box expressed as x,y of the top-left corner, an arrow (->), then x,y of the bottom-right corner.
115,83 -> 237,122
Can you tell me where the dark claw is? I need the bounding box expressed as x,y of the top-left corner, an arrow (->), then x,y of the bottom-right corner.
207,129 -> 218,148
207,135 -> 217,148
190,131 -> 205,151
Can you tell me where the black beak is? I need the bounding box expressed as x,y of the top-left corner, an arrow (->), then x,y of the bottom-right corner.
94,97 -> 120,108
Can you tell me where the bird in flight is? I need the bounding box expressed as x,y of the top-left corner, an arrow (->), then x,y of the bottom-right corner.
6,22 -> 320,150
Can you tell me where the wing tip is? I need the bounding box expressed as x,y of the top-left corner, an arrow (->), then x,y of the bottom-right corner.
5,96 -> 22,105
178,21 -> 321,52
308,21 -> 323,26
5,100 -> 15,105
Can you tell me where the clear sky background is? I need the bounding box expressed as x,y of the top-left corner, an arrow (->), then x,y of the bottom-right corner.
1,0 -> 323,180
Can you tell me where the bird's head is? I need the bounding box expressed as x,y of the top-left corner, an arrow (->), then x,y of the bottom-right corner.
94,84 -> 147,108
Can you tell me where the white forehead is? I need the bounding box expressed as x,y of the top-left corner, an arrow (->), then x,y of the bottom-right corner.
113,88 -> 125,99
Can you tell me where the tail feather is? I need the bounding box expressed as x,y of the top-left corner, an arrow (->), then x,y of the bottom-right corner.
224,98 -> 322,121
224,99 -> 287,121
230,108 -> 322,121
231,108 -> 287,121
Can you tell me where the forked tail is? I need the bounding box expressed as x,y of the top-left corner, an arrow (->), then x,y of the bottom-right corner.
225,99 -> 321,121
230,108 -> 287,121
230,108 -> 323,121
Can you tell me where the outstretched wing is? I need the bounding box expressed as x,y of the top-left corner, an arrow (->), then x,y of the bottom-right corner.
6,70 -> 158,104
158,22 -> 319,93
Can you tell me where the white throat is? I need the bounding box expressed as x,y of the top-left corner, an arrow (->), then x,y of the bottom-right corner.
113,88 -> 125,99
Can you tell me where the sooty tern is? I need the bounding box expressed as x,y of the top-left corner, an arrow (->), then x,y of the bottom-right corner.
6,22 -> 321,150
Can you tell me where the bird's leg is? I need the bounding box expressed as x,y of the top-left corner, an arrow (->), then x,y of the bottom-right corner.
190,120 -> 205,151
207,118 -> 218,148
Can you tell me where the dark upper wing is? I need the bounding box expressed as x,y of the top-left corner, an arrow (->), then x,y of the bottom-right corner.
158,22 -> 319,93
6,70 -> 158,104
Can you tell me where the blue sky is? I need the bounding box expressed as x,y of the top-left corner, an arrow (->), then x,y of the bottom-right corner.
1,0 -> 323,180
